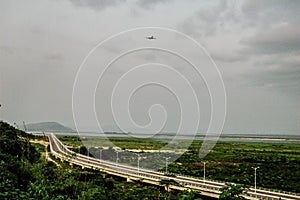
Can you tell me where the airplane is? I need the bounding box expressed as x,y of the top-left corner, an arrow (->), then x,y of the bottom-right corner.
145,36 -> 156,40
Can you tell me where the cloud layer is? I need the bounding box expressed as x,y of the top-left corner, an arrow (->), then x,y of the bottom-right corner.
0,0 -> 299,134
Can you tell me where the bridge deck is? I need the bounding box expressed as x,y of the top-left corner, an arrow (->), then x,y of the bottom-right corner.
48,134 -> 300,200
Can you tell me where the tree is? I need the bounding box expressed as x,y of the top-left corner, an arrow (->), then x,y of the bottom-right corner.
179,190 -> 202,200
159,179 -> 179,191
219,183 -> 248,200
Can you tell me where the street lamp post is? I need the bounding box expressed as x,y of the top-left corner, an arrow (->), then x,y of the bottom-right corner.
87,147 -> 89,163
136,153 -> 141,171
116,151 -> 119,166
165,157 -> 170,174
203,161 -> 208,183
99,149 -> 103,161
252,166 -> 260,193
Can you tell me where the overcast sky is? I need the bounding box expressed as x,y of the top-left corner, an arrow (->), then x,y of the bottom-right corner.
0,0 -> 299,134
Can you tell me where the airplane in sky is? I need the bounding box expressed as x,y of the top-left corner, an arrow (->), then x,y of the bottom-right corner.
145,36 -> 156,40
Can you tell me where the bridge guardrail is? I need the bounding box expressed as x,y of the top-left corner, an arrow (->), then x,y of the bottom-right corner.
48,134 -> 300,200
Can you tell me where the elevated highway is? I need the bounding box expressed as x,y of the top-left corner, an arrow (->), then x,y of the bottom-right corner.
48,134 -> 300,200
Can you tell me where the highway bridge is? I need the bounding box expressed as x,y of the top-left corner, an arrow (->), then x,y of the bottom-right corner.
48,133 -> 300,200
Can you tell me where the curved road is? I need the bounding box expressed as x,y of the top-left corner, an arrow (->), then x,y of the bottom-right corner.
48,134 -> 300,200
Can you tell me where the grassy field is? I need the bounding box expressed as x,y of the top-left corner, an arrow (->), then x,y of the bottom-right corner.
58,135 -> 300,193
58,136 -> 168,150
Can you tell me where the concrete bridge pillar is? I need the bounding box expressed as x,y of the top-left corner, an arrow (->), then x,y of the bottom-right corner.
164,186 -> 171,192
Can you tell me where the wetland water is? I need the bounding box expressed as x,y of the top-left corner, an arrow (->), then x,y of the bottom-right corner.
44,132 -> 300,144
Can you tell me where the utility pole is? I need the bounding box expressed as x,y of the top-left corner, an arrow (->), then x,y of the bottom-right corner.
252,166 -> 260,193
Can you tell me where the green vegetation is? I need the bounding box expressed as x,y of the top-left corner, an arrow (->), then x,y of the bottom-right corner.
3,124 -> 294,199
0,121 -> 40,199
169,141 -> 300,193
1,121 -> 207,199
59,135 -> 300,193
28,164 -> 178,200
219,183 -> 247,200
59,136 -> 167,150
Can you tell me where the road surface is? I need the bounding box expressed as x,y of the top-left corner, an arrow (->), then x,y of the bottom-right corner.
48,133 -> 300,200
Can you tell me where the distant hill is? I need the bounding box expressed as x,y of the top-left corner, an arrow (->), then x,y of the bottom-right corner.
24,122 -> 75,133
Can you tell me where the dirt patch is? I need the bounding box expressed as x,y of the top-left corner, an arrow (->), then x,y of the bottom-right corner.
30,139 -> 49,146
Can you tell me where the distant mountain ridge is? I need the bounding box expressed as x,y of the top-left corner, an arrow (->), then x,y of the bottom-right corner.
25,122 -> 75,133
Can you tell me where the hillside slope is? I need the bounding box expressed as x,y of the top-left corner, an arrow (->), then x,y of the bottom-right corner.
25,122 -> 75,132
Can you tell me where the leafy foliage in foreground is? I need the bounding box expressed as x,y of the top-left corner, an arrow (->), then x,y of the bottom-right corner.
219,183 -> 247,200
0,121 -> 40,199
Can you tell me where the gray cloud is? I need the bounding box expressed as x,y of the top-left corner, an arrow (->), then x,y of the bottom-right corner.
136,0 -> 172,9
69,0 -> 172,11
69,0 -> 126,11
180,0 -> 232,37
235,0 -> 300,95
45,53 -> 64,61
242,0 -> 300,24
239,54 -> 300,97
0,45 -> 15,55
1,0 -> 300,134
178,0 -> 245,63
239,0 -> 300,55
67,0 -> 174,25
244,66 -> 300,96
210,50 -> 246,63
240,25 -> 300,55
